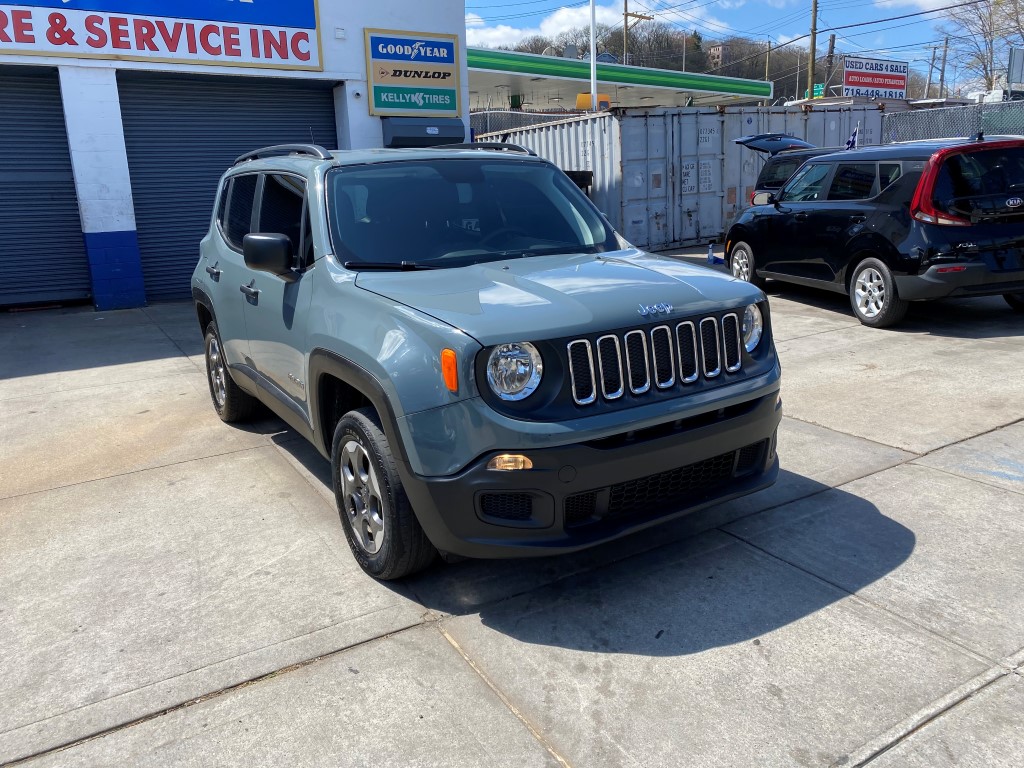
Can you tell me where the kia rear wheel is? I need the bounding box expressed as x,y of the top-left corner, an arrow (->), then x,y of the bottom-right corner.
1004,292 -> 1024,313
850,258 -> 908,328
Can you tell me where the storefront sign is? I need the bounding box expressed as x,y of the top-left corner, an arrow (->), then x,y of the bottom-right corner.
843,56 -> 907,100
0,0 -> 321,70
365,28 -> 460,117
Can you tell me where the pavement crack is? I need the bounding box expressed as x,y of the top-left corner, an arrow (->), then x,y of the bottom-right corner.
1,621 -> 431,767
841,666 -> 1009,767
439,625 -> 574,768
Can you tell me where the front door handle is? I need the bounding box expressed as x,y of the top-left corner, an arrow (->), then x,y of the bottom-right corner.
205,262 -> 222,280
794,213 -> 808,221
849,215 -> 867,223
239,280 -> 260,301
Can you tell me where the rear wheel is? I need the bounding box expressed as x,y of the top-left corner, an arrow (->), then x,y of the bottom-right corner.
1004,293 -> 1024,312
204,322 -> 257,422
331,407 -> 436,580
729,241 -> 766,288
849,258 -> 908,328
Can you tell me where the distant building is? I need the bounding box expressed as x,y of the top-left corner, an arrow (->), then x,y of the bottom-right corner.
708,44 -> 730,69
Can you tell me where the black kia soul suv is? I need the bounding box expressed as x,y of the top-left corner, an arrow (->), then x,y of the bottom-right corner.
725,136 -> 1024,327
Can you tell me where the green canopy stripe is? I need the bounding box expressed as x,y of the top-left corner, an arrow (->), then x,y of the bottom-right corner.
467,48 -> 772,98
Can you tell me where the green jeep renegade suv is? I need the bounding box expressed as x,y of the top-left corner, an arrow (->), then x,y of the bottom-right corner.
192,143 -> 782,579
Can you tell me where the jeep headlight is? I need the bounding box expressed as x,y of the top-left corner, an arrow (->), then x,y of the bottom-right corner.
486,342 -> 543,401
742,304 -> 763,353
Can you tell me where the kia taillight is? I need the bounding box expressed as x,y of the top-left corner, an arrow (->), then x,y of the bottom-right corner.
909,154 -> 970,227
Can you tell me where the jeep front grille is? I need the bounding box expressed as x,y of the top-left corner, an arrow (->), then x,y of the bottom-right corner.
567,314 -> 743,406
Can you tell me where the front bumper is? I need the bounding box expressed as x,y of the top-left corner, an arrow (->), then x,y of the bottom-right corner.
397,389 -> 782,558
895,263 -> 1024,300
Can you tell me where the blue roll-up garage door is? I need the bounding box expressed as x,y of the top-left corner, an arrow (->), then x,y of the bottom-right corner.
0,66 -> 92,307
117,72 -> 338,301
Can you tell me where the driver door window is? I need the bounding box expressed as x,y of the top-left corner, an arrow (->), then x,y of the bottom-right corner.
781,163 -> 832,202
258,174 -> 307,269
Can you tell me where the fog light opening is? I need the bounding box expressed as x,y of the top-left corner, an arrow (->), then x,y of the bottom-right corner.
487,454 -> 534,471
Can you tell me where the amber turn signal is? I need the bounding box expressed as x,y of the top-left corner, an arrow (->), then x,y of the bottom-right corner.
487,454 -> 534,471
441,348 -> 458,393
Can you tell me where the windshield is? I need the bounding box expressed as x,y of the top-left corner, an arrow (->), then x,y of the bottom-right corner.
932,147 -> 1024,221
327,158 -> 618,268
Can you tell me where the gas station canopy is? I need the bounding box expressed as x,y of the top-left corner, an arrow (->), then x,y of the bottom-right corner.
468,48 -> 773,111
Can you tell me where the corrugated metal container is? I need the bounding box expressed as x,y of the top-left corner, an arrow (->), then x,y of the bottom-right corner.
483,106 -> 884,250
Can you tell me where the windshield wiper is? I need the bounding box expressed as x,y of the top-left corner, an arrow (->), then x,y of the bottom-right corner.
343,260 -> 440,271
494,245 -> 601,259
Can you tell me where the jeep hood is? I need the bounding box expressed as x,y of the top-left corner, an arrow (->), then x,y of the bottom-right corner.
354,250 -> 763,346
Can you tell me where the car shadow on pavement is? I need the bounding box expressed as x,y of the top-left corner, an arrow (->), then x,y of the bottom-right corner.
456,488 -> 912,657
765,282 -> 1022,340
269,430 -> 915,657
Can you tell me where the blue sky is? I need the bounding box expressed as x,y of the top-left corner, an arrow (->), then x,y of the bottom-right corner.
465,0 -> 970,89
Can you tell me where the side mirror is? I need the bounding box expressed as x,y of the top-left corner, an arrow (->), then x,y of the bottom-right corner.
752,191 -> 776,206
243,233 -> 293,278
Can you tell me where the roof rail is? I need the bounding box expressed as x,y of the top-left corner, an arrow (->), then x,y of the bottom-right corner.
437,142 -> 538,157
234,144 -> 333,165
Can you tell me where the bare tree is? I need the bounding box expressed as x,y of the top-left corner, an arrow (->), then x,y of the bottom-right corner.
512,35 -> 554,55
942,0 -> 1020,89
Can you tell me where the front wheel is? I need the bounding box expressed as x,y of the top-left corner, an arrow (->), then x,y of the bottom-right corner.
849,258 -> 908,328
331,407 -> 436,580
729,241 -> 766,288
1004,292 -> 1024,312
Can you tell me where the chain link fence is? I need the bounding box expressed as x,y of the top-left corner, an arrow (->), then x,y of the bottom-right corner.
470,110 -> 584,137
883,100 -> 1024,143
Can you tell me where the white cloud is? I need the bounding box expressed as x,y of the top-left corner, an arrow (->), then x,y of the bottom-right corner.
467,2 -> 644,48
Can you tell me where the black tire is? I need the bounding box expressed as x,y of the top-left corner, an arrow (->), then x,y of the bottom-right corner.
1003,293 -> 1024,312
849,257 -> 909,328
204,322 -> 258,422
729,241 -> 767,289
331,407 -> 436,580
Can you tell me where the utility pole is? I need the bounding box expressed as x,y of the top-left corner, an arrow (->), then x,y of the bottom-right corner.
622,0 -> 653,66
762,41 -> 770,106
924,46 -> 936,98
938,36 -> 949,98
807,0 -> 818,98
824,33 -> 836,93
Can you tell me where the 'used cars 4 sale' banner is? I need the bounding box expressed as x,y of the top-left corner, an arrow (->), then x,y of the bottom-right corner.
365,28 -> 461,118
843,56 -> 908,100
0,0 -> 322,70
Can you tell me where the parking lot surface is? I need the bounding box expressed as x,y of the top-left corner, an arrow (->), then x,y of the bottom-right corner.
1,254 -> 1023,767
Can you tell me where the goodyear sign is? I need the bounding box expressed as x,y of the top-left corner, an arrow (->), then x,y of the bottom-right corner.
365,28 -> 460,117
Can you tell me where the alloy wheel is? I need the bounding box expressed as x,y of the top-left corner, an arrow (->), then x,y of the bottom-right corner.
732,248 -> 752,281
340,439 -> 386,554
207,336 -> 227,408
854,267 -> 886,318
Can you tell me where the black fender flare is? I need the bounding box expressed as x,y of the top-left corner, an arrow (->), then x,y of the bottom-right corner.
192,286 -> 217,331
307,348 -> 410,468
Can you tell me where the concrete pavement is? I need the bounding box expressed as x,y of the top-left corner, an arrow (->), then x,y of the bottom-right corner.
1,267 -> 1022,767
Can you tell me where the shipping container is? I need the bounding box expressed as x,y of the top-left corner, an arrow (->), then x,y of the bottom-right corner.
480,106 -> 884,250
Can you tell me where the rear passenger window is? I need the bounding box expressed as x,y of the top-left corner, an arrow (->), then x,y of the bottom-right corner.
259,174 -> 306,260
827,163 -> 877,200
224,174 -> 258,250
